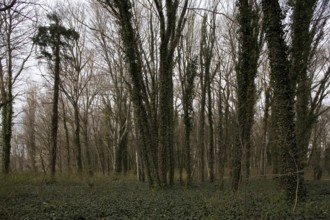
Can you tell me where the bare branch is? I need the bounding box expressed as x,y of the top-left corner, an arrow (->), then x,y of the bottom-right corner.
179,6 -> 234,22
0,0 -> 17,12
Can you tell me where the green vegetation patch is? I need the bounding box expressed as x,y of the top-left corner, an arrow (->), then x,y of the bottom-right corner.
0,176 -> 329,219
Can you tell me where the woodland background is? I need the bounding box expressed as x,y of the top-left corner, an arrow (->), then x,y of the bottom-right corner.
0,0 -> 330,216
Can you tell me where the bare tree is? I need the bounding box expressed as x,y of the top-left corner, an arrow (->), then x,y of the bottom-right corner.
89,3 -> 131,175
96,0 -> 189,186
0,0 -> 35,174
56,2 -> 92,175
22,84 -> 39,172
97,0 -> 161,186
152,0 -> 189,186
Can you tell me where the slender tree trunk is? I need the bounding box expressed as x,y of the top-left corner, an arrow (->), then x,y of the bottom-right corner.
182,58 -> 197,185
1,31 -> 14,174
204,34 -> 215,183
115,111 -> 128,174
82,117 -> 93,175
50,37 -> 61,179
24,89 -> 38,173
2,96 -> 13,174
74,103 -> 83,174
207,64 -> 214,183
198,82 -> 206,182
260,88 -> 270,176
159,56 -> 170,185
184,117 -> 191,185
199,35 -> 206,181
218,80 -> 225,190
29,107 -> 37,173
61,98 -> 71,174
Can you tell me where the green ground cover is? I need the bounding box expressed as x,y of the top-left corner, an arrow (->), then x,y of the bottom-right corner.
0,175 -> 329,219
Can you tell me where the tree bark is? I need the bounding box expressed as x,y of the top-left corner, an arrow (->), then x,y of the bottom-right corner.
291,0 -> 317,180
155,0 -> 188,186
61,98 -> 71,173
74,103 -> 83,174
262,0 -> 304,202
50,34 -> 60,179
217,80 -> 225,190
181,57 -> 197,185
232,0 -> 259,190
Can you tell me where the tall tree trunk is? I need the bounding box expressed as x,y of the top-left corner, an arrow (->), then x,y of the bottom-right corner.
204,14 -> 217,183
198,18 -> 207,181
50,36 -> 61,179
101,0 -> 160,186
291,0 -> 317,181
207,59 -> 214,183
33,13 -> 79,178
1,29 -> 14,174
198,74 -> 206,182
82,116 -> 92,175
262,0 -> 303,202
218,79 -> 225,190
155,0 -> 188,186
232,0 -> 259,190
1,96 -> 13,174
26,94 -> 37,173
61,97 -> 71,173
181,57 -> 197,185
158,56 -> 171,185
260,88 -> 270,176
74,103 -> 83,174
115,109 -> 128,174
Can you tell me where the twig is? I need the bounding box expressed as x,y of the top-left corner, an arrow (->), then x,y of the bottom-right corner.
179,6 -> 234,22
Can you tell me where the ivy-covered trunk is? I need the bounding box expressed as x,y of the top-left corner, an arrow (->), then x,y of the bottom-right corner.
101,0 -> 160,186
158,54 -> 173,185
262,0 -> 303,202
232,0 -> 259,190
1,18 -> 14,174
156,0 -> 188,186
182,58 -> 197,185
115,104 -> 129,174
73,103 -> 82,174
217,79 -> 225,190
198,17 -> 207,182
2,94 -> 13,174
291,0 -> 317,182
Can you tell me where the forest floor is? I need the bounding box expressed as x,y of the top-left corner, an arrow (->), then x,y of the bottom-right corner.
0,174 -> 329,219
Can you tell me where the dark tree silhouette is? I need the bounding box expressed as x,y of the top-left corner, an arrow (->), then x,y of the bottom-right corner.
232,0 -> 260,190
32,13 -> 79,179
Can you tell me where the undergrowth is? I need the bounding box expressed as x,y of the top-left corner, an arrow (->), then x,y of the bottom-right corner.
0,174 -> 329,219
